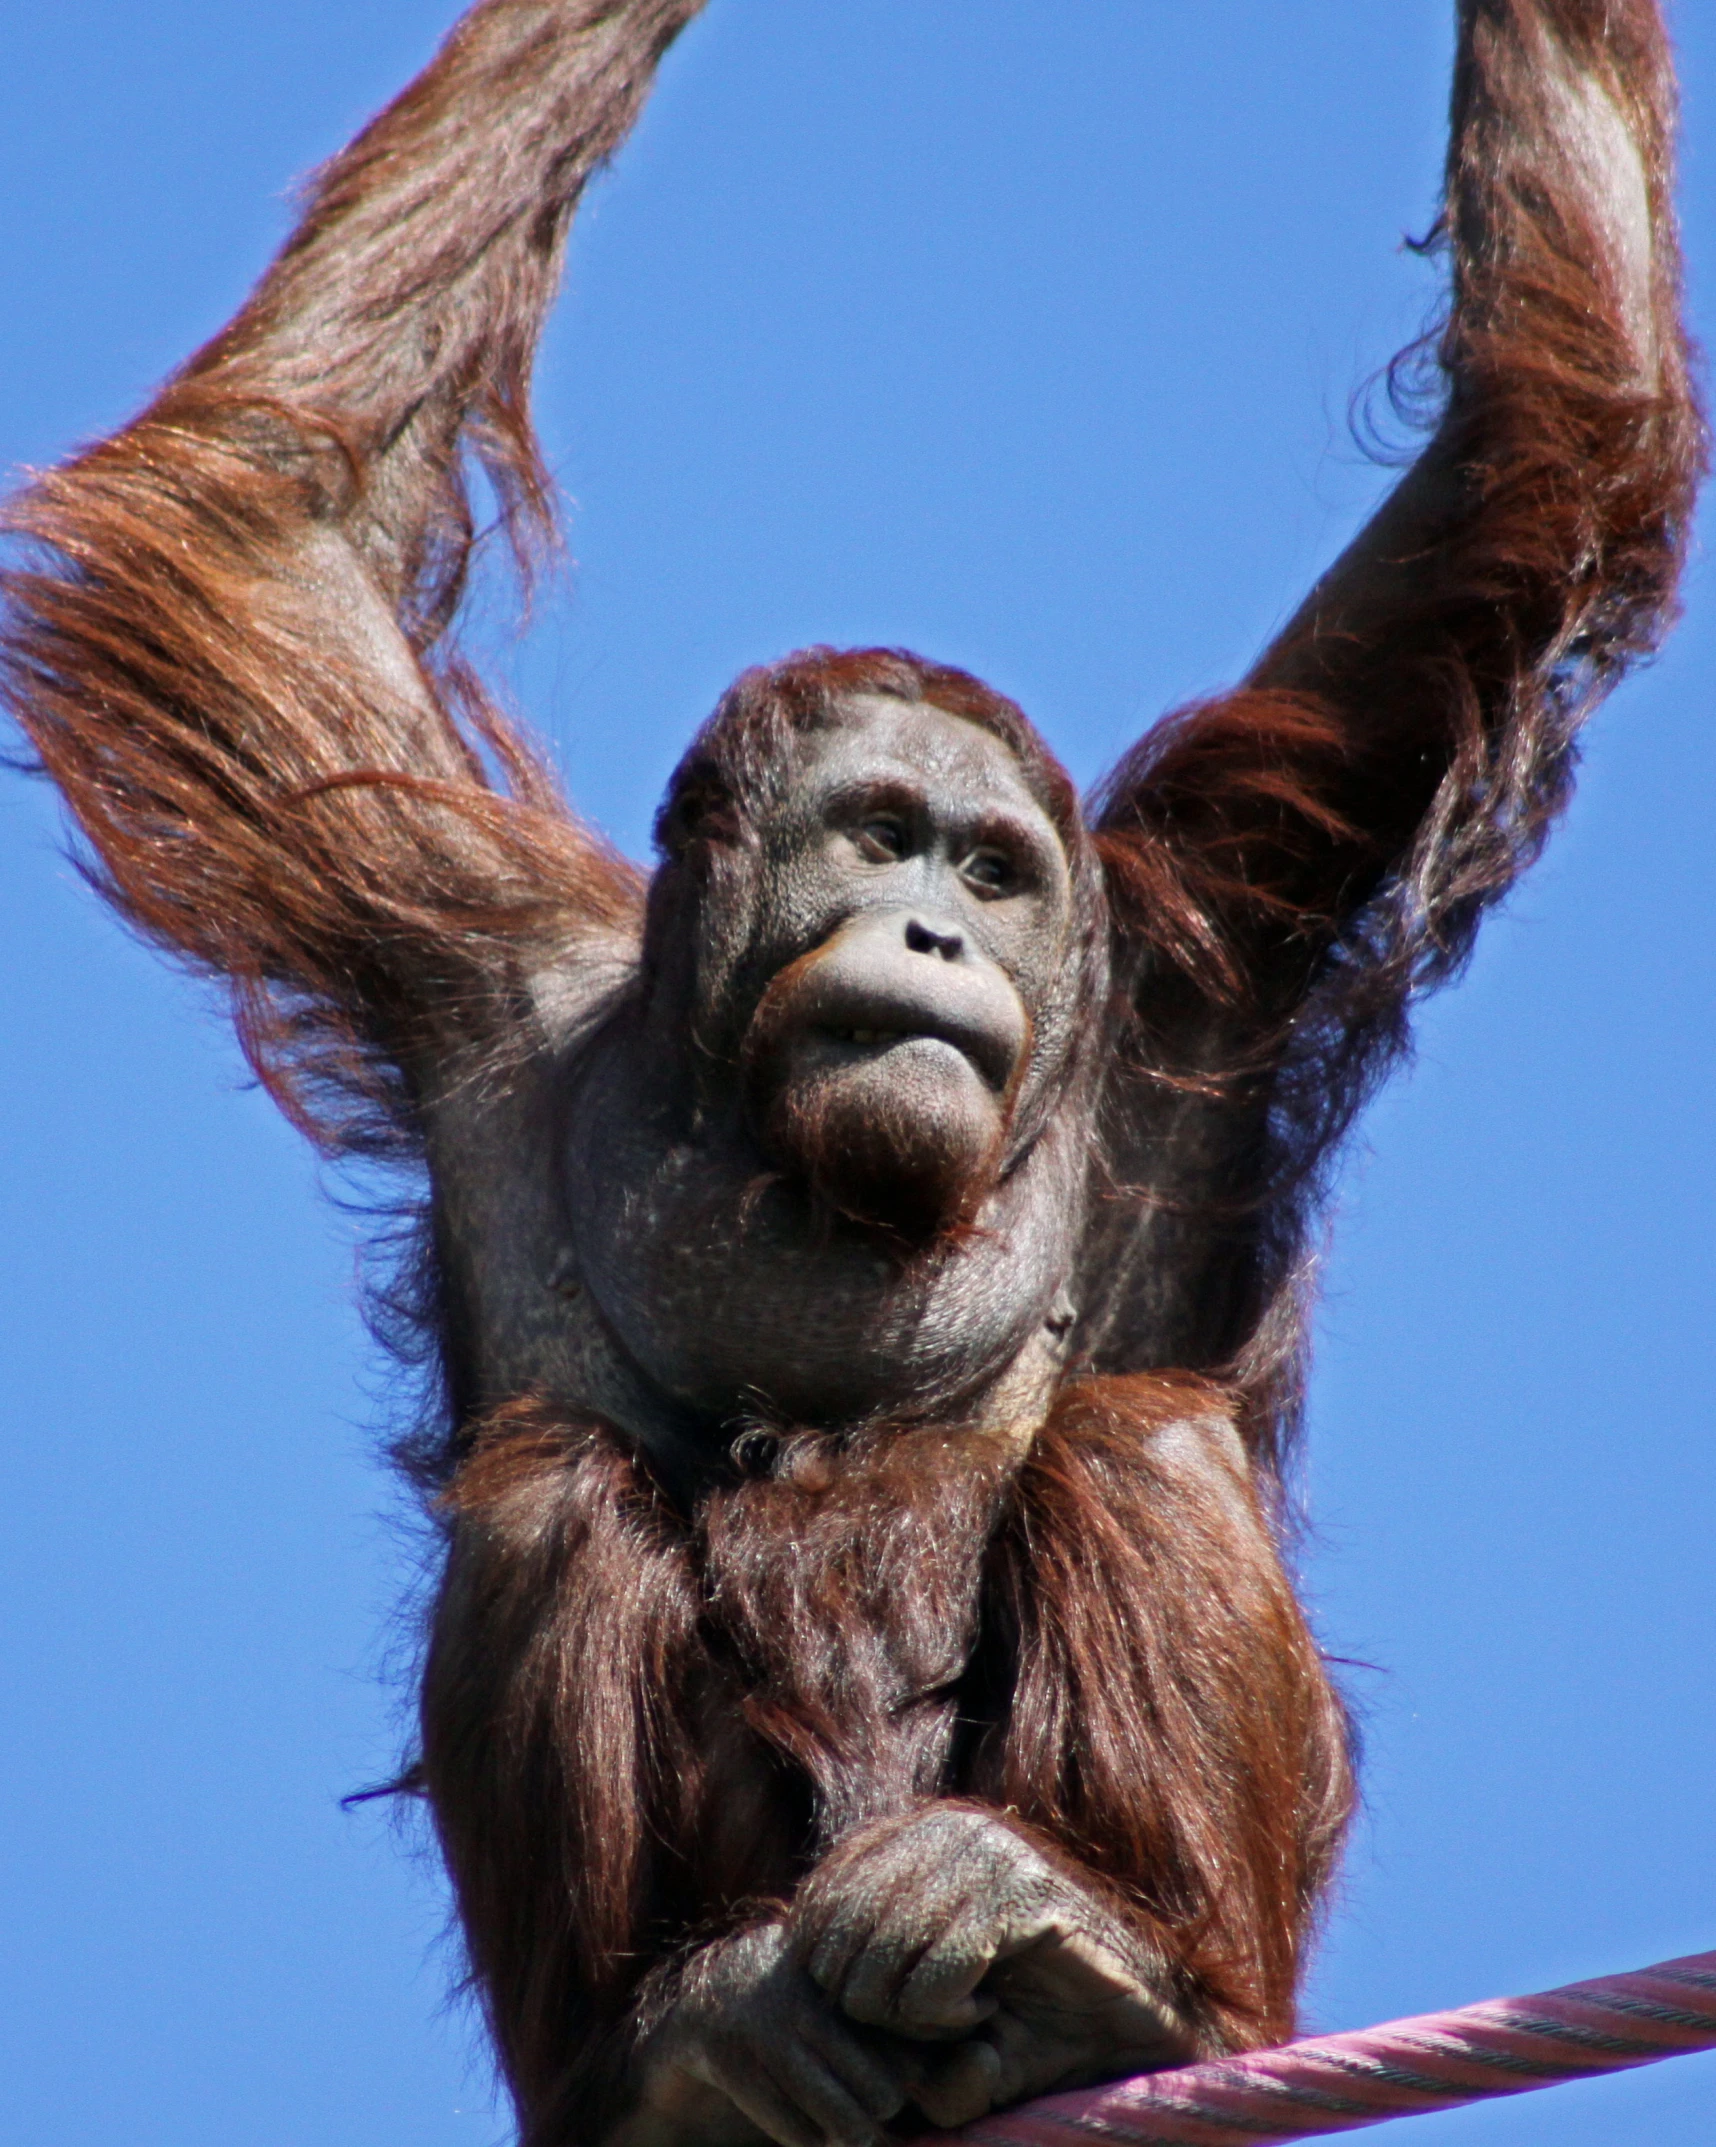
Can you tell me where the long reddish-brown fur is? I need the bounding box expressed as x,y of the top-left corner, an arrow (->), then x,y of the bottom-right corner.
1082,0 -> 1705,1469
0,3 -> 678,1154
424,1379 -> 1348,2139
0,3 -> 1702,2142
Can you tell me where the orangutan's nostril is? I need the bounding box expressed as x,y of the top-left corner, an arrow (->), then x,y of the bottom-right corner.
905,919 -> 964,961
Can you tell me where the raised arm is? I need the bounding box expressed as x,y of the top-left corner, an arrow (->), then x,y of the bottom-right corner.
1100,0 -> 1699,1026
1080,0 -> 1703,1417
0,0 -> 705,1145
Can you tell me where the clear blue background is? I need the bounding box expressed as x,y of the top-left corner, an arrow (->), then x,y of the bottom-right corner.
1,4 -> 1712,2141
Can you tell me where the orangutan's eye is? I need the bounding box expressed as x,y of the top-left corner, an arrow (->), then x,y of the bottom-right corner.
853,817 -> 909,863
961,847 -> 1017,897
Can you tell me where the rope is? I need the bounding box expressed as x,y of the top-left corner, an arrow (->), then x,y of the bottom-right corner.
938,1948 -> 1716,2145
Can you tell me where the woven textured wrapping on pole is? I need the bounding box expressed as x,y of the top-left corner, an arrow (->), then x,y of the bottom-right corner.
932,1948 -> 1716,2146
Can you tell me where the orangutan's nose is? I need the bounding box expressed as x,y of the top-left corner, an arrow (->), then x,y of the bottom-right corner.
904,917 -> 966,962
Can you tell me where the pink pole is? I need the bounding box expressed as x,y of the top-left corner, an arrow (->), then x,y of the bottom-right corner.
937,1949 -> 1716,2146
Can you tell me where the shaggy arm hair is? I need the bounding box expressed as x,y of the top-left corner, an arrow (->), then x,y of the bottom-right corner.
1081,0 -> 1704,1429
0,0 -> 706,1146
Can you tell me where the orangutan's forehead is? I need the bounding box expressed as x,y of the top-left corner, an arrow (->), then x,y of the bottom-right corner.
798,693 -> 1040,808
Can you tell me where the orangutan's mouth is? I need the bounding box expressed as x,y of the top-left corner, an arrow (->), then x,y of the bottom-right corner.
741,908 -> 1031,1122
798,992 -> 1019,1093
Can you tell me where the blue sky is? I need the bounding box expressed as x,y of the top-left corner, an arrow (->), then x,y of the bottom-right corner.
1,5 -> 1712,2141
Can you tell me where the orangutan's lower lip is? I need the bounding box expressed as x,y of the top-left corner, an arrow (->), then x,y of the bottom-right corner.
816,1025 -> 980,1067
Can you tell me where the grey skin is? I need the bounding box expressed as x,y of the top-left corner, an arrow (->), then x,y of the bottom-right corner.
410,693 -> 1187,2141
423,694 -> 1177,2143
552,694 -> 1098,1468
2,0 -> 1693,2137
616,1815 -> 1196,2146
